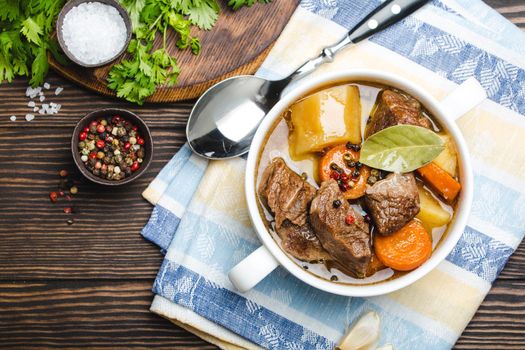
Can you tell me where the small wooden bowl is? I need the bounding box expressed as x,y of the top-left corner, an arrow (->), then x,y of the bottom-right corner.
56,0 -> 132,68
71,108 -> 153,186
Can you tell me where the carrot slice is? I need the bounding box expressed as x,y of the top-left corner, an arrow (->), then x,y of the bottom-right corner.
319,144 -> 370,199
374,220 -> 432,272
417,162 -> 461,203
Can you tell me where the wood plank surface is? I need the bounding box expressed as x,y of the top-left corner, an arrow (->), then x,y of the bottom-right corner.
485,0 -> 525,29
0,279 -> 524,349
0,1 -> 524,349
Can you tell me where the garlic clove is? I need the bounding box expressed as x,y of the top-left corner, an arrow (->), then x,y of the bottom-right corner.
337,311 -> 380,350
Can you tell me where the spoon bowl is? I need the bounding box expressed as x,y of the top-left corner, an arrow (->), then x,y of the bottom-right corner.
187,76 -> 286,159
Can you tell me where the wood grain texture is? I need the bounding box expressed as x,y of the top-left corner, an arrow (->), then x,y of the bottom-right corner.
0,280 -> 217,349
0,1 -> 524,349
484,0 -> 525,29
49,1 -> 299,102
0,279 -> 524,349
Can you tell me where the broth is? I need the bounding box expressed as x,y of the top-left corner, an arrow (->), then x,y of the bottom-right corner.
255,82 -> 458,285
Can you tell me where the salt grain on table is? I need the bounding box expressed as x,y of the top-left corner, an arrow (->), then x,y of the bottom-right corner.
43,82 -> 50,89
10,116 -> 16,122
61,2 -> 127,65
26,86 -> 42,99
25,114 -> 35,121
55,87 -> 63,95
28,101 -> 35,107
39,95 -> 45,102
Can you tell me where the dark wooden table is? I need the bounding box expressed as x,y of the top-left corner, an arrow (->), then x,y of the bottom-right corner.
1,1 -> 524,349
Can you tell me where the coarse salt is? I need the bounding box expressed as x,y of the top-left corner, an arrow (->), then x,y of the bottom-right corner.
43,82 -> 50,89
28,101 -> 35,107
26,86 -> 42,99
10,116 -> 16,122
25,114 -> 35,121
62,2 -> 127,65
39,95 -> 45,102
55,87 -> 63,95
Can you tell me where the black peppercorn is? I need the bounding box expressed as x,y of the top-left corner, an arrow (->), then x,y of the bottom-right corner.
332,199 -> 342,208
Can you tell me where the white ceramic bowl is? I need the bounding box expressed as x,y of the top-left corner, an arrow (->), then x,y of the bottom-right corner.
230,69 -> 474,297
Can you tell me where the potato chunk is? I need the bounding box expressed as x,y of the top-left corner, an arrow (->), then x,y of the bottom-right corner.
288,85 -> 361,159
416,185 -> 451,231
433,133 -> 458,177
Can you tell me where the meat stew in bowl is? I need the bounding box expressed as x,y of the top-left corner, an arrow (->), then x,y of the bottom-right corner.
256,82 -> 460,284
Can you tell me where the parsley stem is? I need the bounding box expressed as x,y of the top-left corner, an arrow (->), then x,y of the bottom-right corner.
149,13 -> 163,31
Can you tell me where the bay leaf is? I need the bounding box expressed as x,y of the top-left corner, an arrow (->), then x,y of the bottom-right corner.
359,125 -> 445,172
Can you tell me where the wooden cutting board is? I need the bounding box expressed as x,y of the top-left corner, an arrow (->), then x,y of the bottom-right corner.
49,1 -> 299,103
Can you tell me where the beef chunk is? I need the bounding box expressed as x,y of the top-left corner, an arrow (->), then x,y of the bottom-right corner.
365,89 -> 432,138
259,157 -> 316,228
310,179 -> 372,278
276,220 -> 331,262
365,172 -> 420,236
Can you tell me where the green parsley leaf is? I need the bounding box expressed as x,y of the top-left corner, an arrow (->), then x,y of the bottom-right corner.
228,0 -> 270,11
187,0 -> 219,30
0,0 -> 20,22
120,0 -> 146,31
29,44 -> 48,86
20,17 -> 43,44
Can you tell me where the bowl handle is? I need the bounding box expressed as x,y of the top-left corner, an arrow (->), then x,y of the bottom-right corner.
440,77 -> 487,121
228,245 -> 279,293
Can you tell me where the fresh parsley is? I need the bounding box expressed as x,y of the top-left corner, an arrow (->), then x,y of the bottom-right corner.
0,0 -> 65,86
109,0 -> 270,104
228,0 -> 271,11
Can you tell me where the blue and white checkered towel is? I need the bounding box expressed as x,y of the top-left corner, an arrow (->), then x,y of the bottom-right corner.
141,1 -> 525,349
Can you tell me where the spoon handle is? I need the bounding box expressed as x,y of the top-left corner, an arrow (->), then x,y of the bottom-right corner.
287,0 -> 429,83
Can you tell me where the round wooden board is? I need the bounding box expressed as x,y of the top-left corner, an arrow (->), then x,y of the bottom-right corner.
49,1 -> 299,103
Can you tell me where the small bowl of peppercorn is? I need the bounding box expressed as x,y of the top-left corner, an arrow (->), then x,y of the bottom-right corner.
71,108 -> 153,185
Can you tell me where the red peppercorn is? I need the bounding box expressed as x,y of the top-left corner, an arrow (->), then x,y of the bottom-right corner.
131,161 -> 139,172
88,152 -> 97,159
90,120 -> 98,126
79,132 -> 87,141
124,142 -> 131,150
96,124 -> 105,133
132,126 -> 138,131
112,116 -> 121,124
345,214 -> 355,225
63,207 -> 72,214
83,127 -> 89,133
96,140 -> 105,149
340,173 -> 348,181
49,191 -> 58,202
330,171 -> 340,180
137,137 -> 144,145
59,169 -> 68,177
59,191 -> 65,197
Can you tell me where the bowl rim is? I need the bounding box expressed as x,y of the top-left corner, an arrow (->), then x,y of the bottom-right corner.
71,108 -> 153,186
245,69 -> 474,297
56,0 -> 132,68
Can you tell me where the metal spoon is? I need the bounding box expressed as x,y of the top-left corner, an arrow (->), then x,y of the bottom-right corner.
186,0 -> 429,159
